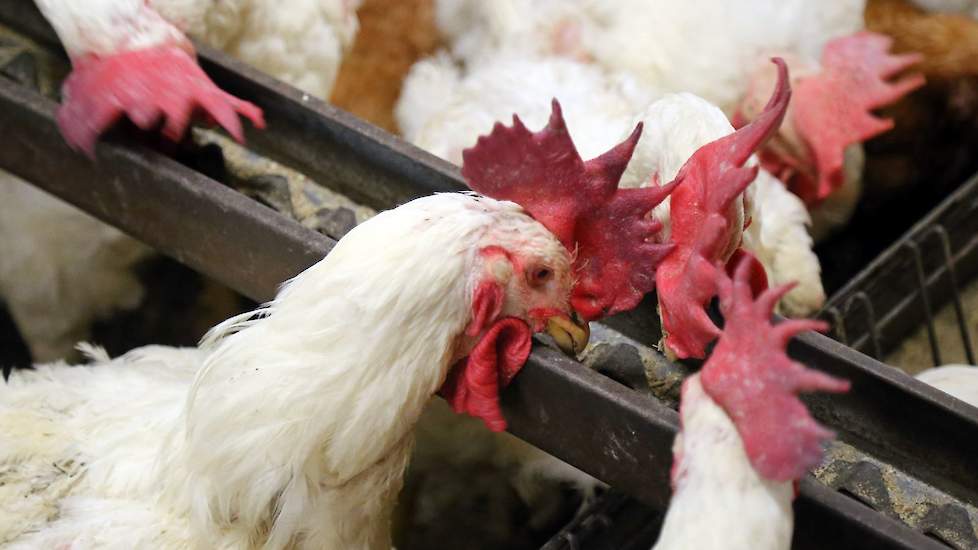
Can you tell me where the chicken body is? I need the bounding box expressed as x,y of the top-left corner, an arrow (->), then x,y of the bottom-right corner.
0,193 -> 577,549
621,92 -> 823,318
652,375 -> 793,550
432,0 -> 862,110
185,0 -> 360,100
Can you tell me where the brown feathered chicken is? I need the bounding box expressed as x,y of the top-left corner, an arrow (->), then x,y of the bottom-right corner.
863,0 -> 978,205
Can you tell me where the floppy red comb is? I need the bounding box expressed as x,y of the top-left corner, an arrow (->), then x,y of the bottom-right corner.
656,58 -> 790,359
58,45 -> 265,157
791,31 -> 924,205
462,100 -> 676,321
700,256 -> 850,482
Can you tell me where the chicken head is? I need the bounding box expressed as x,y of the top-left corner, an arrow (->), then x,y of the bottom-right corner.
462,99 -> 677,323
700,256 -> 851,481
35,0 -> 265,156
656,58 -> 790,360
440,216 -> 586,432
737,31 -> 924,209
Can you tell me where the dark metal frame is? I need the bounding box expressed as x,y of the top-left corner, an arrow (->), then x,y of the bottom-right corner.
823,173 -> 978,367
0,2 -> 972,547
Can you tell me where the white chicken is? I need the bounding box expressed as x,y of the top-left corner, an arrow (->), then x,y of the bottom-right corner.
651,258 -> 849,549
433,0 -> 924,242
398,55 -> 823,317
1,112 -> 676,546
0,0 -> 360,362
34,0 -> 360,152
395,67 -> 819,520
0,192 -> 594,548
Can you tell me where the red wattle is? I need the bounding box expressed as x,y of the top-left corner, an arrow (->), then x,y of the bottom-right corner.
725,249 -> 769,298
438,318 -> 532,432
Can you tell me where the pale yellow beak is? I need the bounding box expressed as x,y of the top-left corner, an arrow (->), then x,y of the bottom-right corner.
546,313 -> 590,356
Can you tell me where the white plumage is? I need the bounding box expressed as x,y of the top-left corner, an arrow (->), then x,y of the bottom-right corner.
0,176 -> 151,362
620,92 -> 823,317
36,0 -> 360,98
652,375 -> 793,550
433,0 -> 863,105
1,193 -> 577,549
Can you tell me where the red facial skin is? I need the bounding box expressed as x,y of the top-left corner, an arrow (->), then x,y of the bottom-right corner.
440,246 -> 571,432
58,45 -> 265,156
466,281 -> 505,337
699,258 -> 850,481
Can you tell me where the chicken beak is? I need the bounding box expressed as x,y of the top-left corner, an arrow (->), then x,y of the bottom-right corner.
546,313 -> 590,356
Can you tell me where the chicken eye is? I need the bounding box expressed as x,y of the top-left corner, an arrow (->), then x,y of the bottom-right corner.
528,267 -> 553,287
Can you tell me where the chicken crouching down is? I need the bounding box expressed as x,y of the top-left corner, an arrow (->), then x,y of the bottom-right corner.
0,194 -> 587,548
1,114 -> 678,546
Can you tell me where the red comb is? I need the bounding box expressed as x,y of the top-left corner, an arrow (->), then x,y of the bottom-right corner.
791,31 -> 924,205
656,58 -> 790,359
58,46 -> 265,157
700,256 -> 850,481
462,100 -> 676,321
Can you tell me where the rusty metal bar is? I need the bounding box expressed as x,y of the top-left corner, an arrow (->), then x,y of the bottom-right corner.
0,78 -> 329,303
822,171 -> 978,360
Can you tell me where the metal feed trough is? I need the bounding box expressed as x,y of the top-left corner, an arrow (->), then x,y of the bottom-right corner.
1,3 -> 976,548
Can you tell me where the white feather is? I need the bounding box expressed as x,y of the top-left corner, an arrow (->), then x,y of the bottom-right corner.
1,193 -> 571,549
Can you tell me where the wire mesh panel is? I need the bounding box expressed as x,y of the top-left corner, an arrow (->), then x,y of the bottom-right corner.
821,173 -> 978,370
